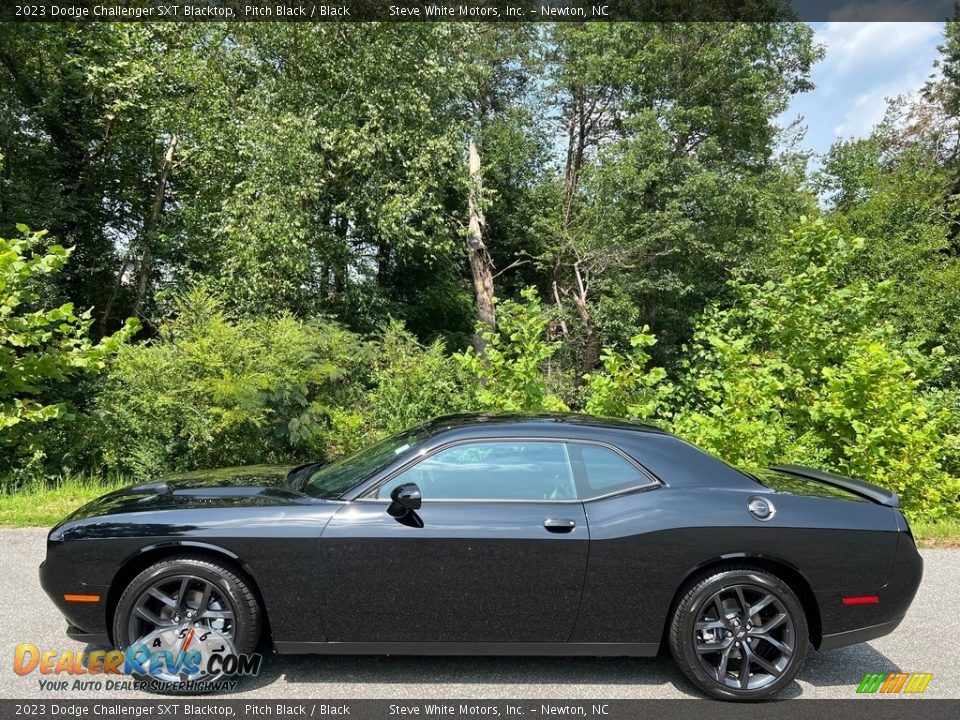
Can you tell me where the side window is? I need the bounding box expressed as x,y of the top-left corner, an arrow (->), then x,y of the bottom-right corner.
375,441 -> 577,501
570,443 -> 650,498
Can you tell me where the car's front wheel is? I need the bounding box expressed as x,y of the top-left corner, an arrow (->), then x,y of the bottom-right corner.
669,567 -> 809,700
113,556 -> 261,692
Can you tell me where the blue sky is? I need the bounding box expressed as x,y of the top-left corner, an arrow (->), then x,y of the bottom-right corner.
782,22 -> 946,156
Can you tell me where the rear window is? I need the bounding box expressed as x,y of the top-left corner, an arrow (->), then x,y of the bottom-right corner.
569,443 -> 651,498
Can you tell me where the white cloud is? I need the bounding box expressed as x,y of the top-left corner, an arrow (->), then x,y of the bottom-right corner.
781,22 -> 944,155
833,82 -> 927,139
814,21 -> 942,80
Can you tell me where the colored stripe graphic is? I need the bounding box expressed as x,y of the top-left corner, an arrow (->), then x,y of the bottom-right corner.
857,672 -> 932,694
905,673 -> 933,694
888,673 -> 910,693
857,673 -> 886,693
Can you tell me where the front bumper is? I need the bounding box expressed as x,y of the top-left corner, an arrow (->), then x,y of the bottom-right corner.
66,624 -> 111,646
39,552 -> 111,644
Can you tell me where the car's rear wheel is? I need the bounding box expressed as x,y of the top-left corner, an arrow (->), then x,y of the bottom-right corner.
113,556 -> 261,692
669,567 -> 808,700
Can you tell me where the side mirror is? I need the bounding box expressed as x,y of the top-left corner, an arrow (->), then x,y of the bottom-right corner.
388,482 -> 422,517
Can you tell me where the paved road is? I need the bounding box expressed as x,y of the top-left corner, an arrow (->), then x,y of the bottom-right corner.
1,528 -> 956,700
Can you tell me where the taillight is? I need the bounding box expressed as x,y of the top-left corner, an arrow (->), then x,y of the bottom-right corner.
842,595 -> 880,605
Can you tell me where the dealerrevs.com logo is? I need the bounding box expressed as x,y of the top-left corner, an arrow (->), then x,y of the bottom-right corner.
14,628 -> 261,693
857,672 -> 934,695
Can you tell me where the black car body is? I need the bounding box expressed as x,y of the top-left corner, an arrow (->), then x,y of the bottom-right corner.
40,413 -> 922,699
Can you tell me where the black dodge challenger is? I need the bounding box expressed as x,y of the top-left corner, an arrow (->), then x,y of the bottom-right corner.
41,413 -> 922,700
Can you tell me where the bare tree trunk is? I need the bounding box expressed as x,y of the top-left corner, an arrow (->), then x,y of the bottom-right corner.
465,137 -> 496,353
557,92 -> 600,372
561,98 -> 579,226
551,274 -> 570,340
132,132 -> 179,317
571,261 -> 601,373
561,90 -> 588,230
98,254 -> 132,336
334,215 -> 349,296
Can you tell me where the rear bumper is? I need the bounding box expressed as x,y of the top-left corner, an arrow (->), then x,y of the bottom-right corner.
882,533 -> 924,624
815,530 -> 922,649
818,616 -> 905,651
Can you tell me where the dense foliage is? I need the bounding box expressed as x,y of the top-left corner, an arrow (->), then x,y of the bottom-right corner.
671,221 -> 960,519
1,227 -> 136,479
92,289 -> 370,479
1,21 -> 959,521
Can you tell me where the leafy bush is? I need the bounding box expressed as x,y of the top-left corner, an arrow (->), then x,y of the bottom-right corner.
315,321 -> 471,455
671,220 -> 960,520
583,330 -> 671,421
1,227 -> 137,483
95,289 -> 369,478
365,320 -> 470,432
457,289 -> 570,412
7,219 -> 958,524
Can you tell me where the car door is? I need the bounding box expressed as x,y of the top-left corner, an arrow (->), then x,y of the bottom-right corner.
317,439 -> 589,644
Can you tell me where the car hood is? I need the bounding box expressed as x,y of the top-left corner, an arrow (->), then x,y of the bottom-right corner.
60,465 -> 310,523
159,464 -> 295,490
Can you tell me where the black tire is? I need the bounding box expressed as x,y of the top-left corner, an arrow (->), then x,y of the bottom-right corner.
669,566 -> 809,701
113,556 -> 261,693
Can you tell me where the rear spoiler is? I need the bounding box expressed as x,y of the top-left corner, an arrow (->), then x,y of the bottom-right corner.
769,464 -> 899,508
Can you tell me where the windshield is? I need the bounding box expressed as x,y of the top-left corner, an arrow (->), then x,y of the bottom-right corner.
300,427 -> 429,499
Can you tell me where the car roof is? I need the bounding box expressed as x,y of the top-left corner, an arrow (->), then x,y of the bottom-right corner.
338,412 -> 759,499
415,412 -> 669,440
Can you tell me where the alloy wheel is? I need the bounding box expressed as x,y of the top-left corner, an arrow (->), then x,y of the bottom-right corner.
693,583 -> 796,691
128,573 -> 236,644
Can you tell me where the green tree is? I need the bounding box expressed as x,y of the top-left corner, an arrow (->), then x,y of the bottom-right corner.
541,23 -> 821,371
318,320 -> 472,454
364,321 -> 470,433
583,330 -> 671,421
1,226 -> 137,475
815,52 -> 960,371
0,24 -> 215,332
672,220 -> 959,520
457,288 -> 569,412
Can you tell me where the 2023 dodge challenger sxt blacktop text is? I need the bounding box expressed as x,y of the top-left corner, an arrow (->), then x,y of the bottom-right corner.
40,414 -> 922,700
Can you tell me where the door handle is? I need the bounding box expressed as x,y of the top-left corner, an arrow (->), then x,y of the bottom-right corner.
543,518 -> 576,533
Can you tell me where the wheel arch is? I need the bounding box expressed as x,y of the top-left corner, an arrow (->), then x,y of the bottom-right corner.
664,553 -> 822,647
105,541 -> 270,646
